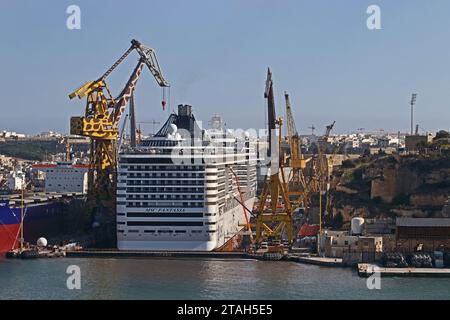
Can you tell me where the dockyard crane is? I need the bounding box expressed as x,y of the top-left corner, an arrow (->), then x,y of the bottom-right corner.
319,121 -> 335,182
308,121 -> 335,234
308,121 -> 335,192
59,136 -> 72,161
137,120 -> 161,135
68,39 -> 169,246
255,69 -> 293,244
284,92 -> 309,209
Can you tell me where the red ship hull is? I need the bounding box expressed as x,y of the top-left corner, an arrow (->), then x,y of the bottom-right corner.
0,223 -> 19,253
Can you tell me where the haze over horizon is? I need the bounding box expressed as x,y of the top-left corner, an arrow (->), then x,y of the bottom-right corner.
1,0 -> 449,135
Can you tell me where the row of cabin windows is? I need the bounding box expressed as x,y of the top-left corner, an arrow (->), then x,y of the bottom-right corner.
117,202 -> 204,208
124,187 -> 204,193
126,194 -> 204,200
121,165 -> 204,171
118,230 -> 216,234
46,177 -> 83,180
125,180 -> 204,186
126,172 -> 205,178
46,169 -> 83,173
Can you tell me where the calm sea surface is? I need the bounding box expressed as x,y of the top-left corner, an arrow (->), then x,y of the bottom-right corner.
0,257 -> 449,300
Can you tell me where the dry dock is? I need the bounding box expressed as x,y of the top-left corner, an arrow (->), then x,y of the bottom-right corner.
358,263 -> 450,278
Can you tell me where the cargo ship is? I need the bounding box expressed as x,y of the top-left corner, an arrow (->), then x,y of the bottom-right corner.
0,195 -> 85,253
117,105 -> 257,251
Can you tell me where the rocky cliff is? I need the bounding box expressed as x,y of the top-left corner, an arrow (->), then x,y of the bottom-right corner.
328,154 -> 450,227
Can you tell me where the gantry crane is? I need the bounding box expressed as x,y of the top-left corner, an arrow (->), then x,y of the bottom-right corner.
255,69 -> 293,244
68,39 -> 169,246
284,92 -> 309,209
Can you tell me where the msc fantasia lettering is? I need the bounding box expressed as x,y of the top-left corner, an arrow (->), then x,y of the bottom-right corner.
145,208 -> 186,213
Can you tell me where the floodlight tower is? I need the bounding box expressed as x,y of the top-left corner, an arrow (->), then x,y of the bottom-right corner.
410,93 -> 417,136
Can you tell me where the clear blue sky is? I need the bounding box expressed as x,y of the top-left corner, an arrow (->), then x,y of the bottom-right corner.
0,0 -> 449,135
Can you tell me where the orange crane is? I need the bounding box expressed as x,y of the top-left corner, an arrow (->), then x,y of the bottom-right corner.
68,39 -> 169,246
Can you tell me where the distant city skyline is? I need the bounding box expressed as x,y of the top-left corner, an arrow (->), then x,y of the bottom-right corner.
1,0 -> 450,135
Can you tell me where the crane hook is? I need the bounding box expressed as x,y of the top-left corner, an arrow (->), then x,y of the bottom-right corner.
161,87 -> 167,111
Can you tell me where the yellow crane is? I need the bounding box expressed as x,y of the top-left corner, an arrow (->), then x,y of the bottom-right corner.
309,121 -> 335,234
68,39 -> 169,246
255,69 -> 293,244
283,92 -> 309,209
307,122 -> 335,192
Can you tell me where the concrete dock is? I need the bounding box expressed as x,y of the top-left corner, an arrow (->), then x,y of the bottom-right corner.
358,263 -> 450,278
289,255 -> 345,267
66,250 -> 349,267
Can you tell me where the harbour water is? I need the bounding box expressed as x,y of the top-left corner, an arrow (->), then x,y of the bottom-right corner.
1,257 -> 449,300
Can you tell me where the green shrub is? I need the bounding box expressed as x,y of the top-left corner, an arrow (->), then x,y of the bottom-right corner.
341,159 -> 355,168
0,141 -> 61,161
392,194 -> 410,206
352,168 -> 364,181
371,196 -> 382,204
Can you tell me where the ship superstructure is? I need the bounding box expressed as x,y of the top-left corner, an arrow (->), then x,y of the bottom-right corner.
117,105 -> 257,251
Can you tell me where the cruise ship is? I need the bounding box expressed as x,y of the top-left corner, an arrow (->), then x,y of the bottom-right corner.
116,105 -> 257,251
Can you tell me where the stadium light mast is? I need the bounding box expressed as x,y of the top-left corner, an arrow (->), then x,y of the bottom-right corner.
410,93 -> 417,136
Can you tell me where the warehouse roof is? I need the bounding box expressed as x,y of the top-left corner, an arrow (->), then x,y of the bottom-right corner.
396,218 -> 450,227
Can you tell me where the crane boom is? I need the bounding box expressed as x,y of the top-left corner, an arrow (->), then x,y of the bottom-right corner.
319,121 -> 335,156
99,45 -> 135,82
256,69 -> 293,245
284,92 -> 308,210
308,121 -> 336,194
284,92 -> 298,138
265,68 -> 276,158
284,92 -> 302,164
110,60 -> 145,127
69,39 -> 169,100
132,39 -> 169,87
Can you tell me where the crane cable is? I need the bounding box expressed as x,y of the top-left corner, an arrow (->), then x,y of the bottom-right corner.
161,86 -> 171,114
229,167 -> 251,233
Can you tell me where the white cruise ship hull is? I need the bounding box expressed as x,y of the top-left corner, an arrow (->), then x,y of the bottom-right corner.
117,197 -> 255,251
